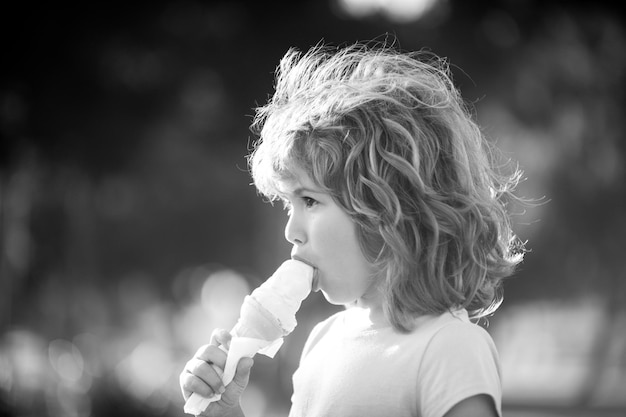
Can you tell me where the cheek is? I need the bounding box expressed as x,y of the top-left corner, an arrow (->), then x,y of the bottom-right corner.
321,221 -> 371,284
318,217 -> 359,258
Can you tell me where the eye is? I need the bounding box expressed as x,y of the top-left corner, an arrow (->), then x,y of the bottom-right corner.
302,196 -> 318,208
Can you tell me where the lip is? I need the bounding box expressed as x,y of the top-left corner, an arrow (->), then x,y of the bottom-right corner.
291,255 -> 319,292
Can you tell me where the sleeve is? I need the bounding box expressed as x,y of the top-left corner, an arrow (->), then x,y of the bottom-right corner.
417,321 -> 502,417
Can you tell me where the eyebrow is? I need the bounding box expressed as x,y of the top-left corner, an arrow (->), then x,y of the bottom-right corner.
292,187 -> 321,196
279,186 -> 323,199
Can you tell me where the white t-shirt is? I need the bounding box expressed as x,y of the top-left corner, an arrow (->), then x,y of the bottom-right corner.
289,307 -> 502,417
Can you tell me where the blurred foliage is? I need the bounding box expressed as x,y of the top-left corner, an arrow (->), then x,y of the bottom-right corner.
1,0 -> 625,416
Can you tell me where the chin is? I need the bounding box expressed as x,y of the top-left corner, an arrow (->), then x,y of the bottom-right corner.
320,290 -> 355,306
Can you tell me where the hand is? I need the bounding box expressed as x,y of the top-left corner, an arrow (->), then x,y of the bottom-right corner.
180,329 -> 254,416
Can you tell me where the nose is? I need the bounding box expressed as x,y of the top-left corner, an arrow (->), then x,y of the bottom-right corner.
284,210 -> 306,246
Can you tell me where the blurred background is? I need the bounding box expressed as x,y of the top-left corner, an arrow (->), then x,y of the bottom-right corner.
1,0 -> 625,416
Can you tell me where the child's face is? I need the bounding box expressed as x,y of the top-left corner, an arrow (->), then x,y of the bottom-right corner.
279,168 -> 381,308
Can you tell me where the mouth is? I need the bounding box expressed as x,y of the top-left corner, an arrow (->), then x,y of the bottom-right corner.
311,270 -> 320,293
291,255 -> 319,292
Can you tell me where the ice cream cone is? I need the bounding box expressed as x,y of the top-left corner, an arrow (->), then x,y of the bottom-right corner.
232,296 -> 284,341
247,259 -> 314,334
184,259 -> 314,415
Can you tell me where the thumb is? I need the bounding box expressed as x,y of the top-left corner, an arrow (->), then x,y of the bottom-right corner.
232,357 -> 254,389
219,357 -> 254,409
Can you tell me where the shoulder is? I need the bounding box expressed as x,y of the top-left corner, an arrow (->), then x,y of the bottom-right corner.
300,309 -> 347,358
425,311 -> 498,360
309,309 -> 346,337
416,310 -> 502,417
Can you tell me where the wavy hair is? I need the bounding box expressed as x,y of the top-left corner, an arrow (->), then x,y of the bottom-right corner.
248,43 -> 525,332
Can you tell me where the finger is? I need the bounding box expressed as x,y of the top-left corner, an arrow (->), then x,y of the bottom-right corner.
179,369 -> 191,400
189,357 -> 225,389
181,357 -> 227,398
180,371 -> 220,400
193,344 -> 228,369
209,328 -> 232,349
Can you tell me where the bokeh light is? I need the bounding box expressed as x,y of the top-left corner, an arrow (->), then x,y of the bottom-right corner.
200,269 -> 250,328
335,0 -> 441,23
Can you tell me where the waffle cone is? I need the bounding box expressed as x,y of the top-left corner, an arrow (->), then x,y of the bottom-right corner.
232,296 -> 284,341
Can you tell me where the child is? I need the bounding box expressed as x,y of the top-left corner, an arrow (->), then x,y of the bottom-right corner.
180,42 -> 525,417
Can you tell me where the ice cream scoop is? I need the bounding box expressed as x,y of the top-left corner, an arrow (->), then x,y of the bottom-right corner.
234,259 -> 313,336
184,259 -> 314,415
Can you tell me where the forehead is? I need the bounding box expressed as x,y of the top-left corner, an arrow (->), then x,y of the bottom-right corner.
275,167 -> 320,196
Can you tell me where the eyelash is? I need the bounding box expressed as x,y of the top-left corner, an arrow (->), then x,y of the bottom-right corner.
302,197 -> 317,208
282,197 -> 318,212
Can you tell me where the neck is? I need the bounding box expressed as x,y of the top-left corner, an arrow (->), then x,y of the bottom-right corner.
354,298 -> 388,328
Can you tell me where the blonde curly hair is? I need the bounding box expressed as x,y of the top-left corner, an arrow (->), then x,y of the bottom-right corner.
249,43 -> 525,332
